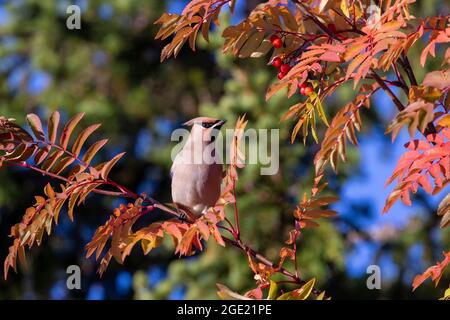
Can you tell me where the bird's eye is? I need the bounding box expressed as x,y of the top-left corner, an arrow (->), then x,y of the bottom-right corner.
201,122 -> 213,128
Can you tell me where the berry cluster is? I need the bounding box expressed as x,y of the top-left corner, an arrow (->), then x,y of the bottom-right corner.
298,82 -> 313,96
270,34 -> 314,96
270,35 -> 291,80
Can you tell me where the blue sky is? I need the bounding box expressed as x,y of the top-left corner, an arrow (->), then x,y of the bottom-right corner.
337,91 -> 449,280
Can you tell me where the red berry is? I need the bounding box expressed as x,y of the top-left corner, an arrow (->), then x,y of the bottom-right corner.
272,57 -> 282,68
300,87 -> 306,95
304,86 -> 313,96
277,72 -> 285,80
298,82 -> 307,89
270,35 -> 283,48
280,63 -> 291,74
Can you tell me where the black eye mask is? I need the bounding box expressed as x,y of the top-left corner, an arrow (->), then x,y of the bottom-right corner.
201,122 -> 214,128
199,120 -> 224,128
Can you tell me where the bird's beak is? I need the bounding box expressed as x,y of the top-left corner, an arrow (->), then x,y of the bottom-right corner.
214,119 -> 226,129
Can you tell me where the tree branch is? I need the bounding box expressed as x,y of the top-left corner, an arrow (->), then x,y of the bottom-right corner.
399,53 -> 418,86
398,53 -> 437,135
292,0 -> 341,41
290,0 -> 437,137
10,161 -> 136,198
222,236 -> 326,298
138,193 -> 326,298
370,69 -> 406,112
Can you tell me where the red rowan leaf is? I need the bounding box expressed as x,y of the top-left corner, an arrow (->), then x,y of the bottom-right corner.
319,51 -> 341,62
41,150 -> 64,172
384,129 -> 450,213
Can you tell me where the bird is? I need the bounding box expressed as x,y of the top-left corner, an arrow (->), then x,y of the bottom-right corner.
171,117 -> 226,218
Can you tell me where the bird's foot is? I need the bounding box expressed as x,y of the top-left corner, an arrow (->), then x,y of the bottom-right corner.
178,210 -> 188,221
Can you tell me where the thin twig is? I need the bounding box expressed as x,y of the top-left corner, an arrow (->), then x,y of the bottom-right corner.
232,181 -> 240,238
371,69 -> 405,112
222,236 -> 326,298
11,162 -> 136,198
293,0 -> 340,41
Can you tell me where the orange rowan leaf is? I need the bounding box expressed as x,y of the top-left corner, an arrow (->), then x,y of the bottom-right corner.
47,111 -> 60,144
71,123 -> 102,157
100,152 -> 126,180
386,100 -> 436,141
60,113 -> 85,149
412,251 -> 450,291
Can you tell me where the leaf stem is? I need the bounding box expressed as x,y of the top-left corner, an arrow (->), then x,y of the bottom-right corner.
10,161 -> 136,198
232,181 -> 240,238
221,235 -> 326,298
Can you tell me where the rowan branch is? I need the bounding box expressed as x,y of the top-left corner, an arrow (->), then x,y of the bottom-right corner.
291,0 -> 437,137
371,69 -> 406,112
9,161 -> 137,198
138,193 -> 326,298
222,235 -> 326,298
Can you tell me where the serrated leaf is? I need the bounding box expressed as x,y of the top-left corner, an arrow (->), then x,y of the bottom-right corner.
41,150 -> 64,172
26,114 -> 45,141
309,196 -> 339,207
34,146 -> 50,165
60,113 -> 85,150
316,291 -> 326,300
238,31 -> 264,58
71,123 -> 101,157
48,111 -> 60,144
251,39 -> 272,58
68,191 -> 80,221
217,284 -> 252,300
438,115 -> 450,128
277,278 -> 315,300
52,156 -> 76,175
296,278 -> 316,299
268,280 -> 278,300
340,0 -> 350,18
82,139 -> 108,166
78,182 -> 102,205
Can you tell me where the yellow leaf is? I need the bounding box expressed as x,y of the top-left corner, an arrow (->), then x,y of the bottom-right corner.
268,280 -> 278,300
438,115 -> 450,128
296,278 -> 316,299
217,284 -> 252,300
341,0 -> 350,18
